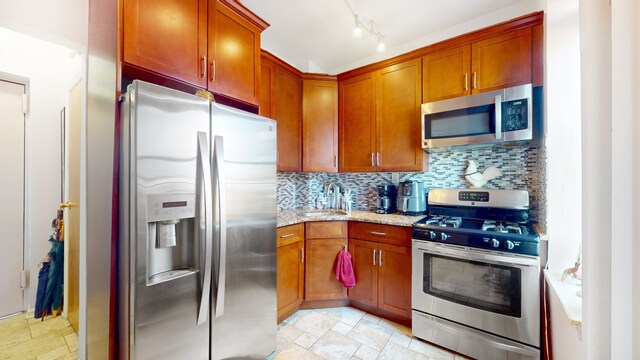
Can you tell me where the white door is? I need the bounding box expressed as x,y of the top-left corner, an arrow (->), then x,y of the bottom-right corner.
0,79 -> 26,317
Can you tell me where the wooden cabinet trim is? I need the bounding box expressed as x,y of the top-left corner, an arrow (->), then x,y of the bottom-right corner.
217,0 -> 269,30
305,221 -> 348,239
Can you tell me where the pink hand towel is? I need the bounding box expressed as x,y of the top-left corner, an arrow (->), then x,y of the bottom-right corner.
335,249 -> 356,288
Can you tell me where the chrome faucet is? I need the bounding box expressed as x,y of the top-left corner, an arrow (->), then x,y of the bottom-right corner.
324,182 -> 341,209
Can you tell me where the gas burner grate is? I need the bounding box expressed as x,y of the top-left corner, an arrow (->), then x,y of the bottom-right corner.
425,216 -> 462,228
481,220 -> 526,235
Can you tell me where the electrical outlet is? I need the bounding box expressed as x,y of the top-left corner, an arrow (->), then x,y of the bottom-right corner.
391,172 -> 399,184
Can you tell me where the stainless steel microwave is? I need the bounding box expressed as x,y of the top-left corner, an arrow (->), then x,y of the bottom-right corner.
421,84 -> 539,151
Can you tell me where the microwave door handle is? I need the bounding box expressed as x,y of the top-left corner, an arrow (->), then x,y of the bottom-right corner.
196,132 -> 213,325
495,94 -> 502,139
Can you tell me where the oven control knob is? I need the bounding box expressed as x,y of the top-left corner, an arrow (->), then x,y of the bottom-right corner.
440,233 -> 449,241
505,240 -> 515,250
429,231 -> 437,240
490,238 -> 500,248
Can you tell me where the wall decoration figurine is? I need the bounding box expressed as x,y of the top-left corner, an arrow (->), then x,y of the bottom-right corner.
465,159 -> 502,188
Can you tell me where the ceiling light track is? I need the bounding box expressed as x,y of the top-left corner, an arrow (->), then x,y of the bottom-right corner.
344,0 -> 386,52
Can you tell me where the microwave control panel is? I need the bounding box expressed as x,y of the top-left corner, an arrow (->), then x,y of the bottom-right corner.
501,99 -> 529,132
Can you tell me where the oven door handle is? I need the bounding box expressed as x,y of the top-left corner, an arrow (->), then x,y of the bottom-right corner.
417,245 -> 539,268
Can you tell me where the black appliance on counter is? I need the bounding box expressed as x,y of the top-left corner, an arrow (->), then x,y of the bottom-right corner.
375,184 -> 396,214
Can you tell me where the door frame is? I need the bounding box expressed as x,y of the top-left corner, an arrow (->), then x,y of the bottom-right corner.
0,71 -> 30,313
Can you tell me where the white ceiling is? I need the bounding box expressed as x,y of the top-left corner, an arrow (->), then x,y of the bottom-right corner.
242,0 -> 544,75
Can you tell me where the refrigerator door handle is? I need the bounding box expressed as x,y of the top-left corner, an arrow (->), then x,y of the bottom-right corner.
197,132 -> 213,326
213,135 -> 227,318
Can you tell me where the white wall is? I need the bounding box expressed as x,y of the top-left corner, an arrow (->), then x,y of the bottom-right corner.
0,27 -> 84,310
0,0 -> 87,50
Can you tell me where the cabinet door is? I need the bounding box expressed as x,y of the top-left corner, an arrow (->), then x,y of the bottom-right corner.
208,0 -> 261,105
377,244 -> 411,318
303,80 -> 338,173
305,239 -> 348,301
274,67 -> 302,172
376,58 -> 423,172
123,0 -> 208,87
347,240 -> 378,307
339,73 -> 376,172
422,45 -> 471,103
471,28 -> 532,93
277,241 -> 304,319
259,58 -> 275,118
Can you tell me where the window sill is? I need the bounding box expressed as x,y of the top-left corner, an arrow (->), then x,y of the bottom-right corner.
544,269 -> 582,327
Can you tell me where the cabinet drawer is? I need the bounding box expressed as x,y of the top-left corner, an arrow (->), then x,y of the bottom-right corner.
348,222 -> 411,247
305,221 -> 348,239
277,223 -> 304,247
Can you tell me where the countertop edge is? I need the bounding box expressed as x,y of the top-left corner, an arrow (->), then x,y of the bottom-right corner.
277,210 -> 424,228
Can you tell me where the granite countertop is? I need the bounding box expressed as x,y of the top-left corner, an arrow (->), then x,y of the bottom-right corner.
277,209 -> 425,228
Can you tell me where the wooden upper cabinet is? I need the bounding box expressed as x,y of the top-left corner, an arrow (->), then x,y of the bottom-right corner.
208,0 -> 261,105
123,0 -> 208,87
471,28 -> 532,93
302,79 -> 338,173
339,73 -> 376,172
259,59 -> 275,118
274,67 -> 302,172
376,59 -> 423,172
422,45 -> 471,103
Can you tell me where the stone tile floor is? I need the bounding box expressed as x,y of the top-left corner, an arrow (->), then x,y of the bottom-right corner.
270,307 -> 470,360
0,312 -> 78,360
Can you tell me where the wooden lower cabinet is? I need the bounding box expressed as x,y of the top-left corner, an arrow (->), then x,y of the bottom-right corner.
377,243 -> 412,317
348,239 -> 378,307
305,238 -> 348,301
277,224 -> 304,321
348,240 -> 412,319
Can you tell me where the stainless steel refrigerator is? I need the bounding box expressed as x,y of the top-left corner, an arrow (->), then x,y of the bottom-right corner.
118,80 -> 277,359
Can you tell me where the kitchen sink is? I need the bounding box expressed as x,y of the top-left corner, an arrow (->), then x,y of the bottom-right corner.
296,209 -> 349,217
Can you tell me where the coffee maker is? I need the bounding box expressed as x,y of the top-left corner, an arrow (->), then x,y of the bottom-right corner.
375,184 -> 397,214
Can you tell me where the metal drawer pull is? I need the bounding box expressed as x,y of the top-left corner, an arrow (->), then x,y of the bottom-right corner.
379,250 -> 382,267
280,233 -> 294,238
370,231 -> 386,236
373,249 -> 376,266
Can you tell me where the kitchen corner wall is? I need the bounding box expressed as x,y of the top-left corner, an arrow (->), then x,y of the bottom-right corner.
278,142 -> 547,229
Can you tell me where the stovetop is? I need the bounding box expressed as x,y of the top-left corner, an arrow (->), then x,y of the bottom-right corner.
413,215 -> 540,256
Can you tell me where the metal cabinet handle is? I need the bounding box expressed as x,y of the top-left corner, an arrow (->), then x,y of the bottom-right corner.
370,231 -> 386,236
379,250 -> 383,267
196,132 -> 213,325
371,153 -> 375,167
200,55 -> 207,78
464,73 -> 469,91
473,72 -> 477,90
373,249 -> 376,266
334,155 -> 337,168
301,247 -> 304,264
376,152 -> 380,167
213,135 -> 227,318
210,60 -> 216,82
280,233 -> 293,238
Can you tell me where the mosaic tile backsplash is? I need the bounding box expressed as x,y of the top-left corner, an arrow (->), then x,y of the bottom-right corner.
277,143 -> 546,228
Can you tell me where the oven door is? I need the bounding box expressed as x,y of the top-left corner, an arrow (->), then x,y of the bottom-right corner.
412,240 -> 540,347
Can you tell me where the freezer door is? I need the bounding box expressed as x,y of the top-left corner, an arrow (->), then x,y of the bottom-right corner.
210,103 -> 277,359
125,81 -> 211,360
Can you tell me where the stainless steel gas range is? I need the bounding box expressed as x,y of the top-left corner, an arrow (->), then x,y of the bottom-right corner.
411,189 -> 541,360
